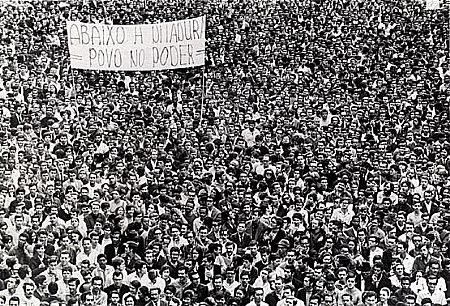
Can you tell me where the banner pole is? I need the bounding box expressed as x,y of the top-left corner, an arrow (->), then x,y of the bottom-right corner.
200,65 -> 206,122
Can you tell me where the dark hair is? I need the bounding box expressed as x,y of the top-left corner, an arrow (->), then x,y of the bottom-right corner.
362,291 -> 377,303
48,282 -> 59,295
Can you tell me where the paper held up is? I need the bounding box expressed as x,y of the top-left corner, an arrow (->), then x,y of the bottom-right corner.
67,16 -> 206,71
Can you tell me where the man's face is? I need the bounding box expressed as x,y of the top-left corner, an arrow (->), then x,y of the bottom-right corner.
112,234 -> 120,244
365,296 -> 377,306
401,279 -> 410,289
111,293 -> 120,304
15,217 -> 23,228
430,264 -> 439,275
214,278 -> 223,289
85,294 -> 94,306
92,280 -> 102,291
274,279 -> 283,292
18,235 -> 27,247
346,278 -> 355,289
16,191 -> 24,200
68,281 -> 77,293
171,251 -> 179,261
98,257 -> 107,269
113,274 -> 122,286
241,274 -> 249,286
83,240 -> 92,252
61,253 -> 69,263
342,296 -> 353,306
191,273 -> 200,286
62,269 -> 72,281
24,285 -> 33,298
421,246 -> 428,257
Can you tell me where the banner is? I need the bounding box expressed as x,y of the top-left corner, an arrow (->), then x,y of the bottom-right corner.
67,16 -> 206,71
425,0 -> 440,9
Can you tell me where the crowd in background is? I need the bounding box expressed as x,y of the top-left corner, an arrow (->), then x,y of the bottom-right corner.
0,0 -> 448,306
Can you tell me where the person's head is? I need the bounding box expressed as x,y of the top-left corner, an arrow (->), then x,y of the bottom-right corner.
91,276 -> 103,292
110,291 -> 120,305
309,295 -> 321,306
22,282 -> 34,298
398,275 -> 410,289
97,254 -> 107,269
405,295 -> 416,306
149,288 -> 161,301
362,291 -> 377,306
164,285 -> 176,301
135,261 -> 148,275
111,231 -> 121,244
112,271 -> 123,287
240,271 -> 250,286
322,294 -> 333,306
429,260 -> 440,276
372,263 -> 383,276
379,288 -> 390,302
82,237 -> 92,252
213,275 -> 223,289
123,293 -> 136,306
254,287 -> 264,302
346,272 -> 356,289
420,243 -> 429,257
274,277 -> 283,292
68,278 -> 79,293
8,297 -> 19,306
368,235 -> 378,248
18,233 -> 28,247
177,266 -> 187,281
427,276 -> 438,292
282,284 -> 295,299
189,272 -> 200,286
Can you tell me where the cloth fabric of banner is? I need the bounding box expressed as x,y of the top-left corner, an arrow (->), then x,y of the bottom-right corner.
425,0 -> 440,9
67,16 -> 206,71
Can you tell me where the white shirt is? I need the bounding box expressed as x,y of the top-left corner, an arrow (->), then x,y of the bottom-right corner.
330,208 -> 354,226
19,294 -> 40,306
399,253 -> 415,275
125,272 -> 151,288
242,128 -> 260,147
223,280 -> 240,295
417,289 -> 446,306
276,298 -> 304,306
247,302 -> 269,306
76,249 -> 99,267
252,278 -> 271,298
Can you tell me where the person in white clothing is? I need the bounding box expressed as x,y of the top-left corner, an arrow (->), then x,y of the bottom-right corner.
416,276 -> 446,306
276,285 -> 304,306
20,282 -> 40,306
76,237 -> 99,267
125,261 -> 151,288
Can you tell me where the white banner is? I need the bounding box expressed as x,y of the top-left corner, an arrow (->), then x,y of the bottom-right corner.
425,0 -> 440,9
67,16 -> 206,71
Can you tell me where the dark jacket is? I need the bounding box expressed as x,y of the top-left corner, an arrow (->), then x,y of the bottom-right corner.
265,291 -> 281,306
183,283 -> 208,303
105,283 -> 130,297
364,273 -> 392,294
230,232 -> 252,249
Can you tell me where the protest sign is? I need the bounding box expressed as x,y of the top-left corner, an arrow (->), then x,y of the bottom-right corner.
67,16 -> 206,71
425,0 -> 440,9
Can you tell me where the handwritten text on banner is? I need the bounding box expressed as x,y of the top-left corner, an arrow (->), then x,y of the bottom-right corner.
67,16 -> 206,71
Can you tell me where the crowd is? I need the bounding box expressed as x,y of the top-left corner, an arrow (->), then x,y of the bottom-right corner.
0,0 -> 448,306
